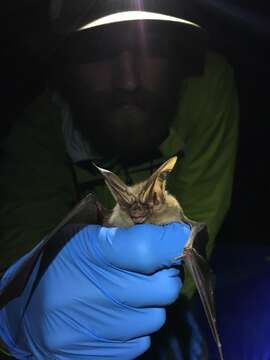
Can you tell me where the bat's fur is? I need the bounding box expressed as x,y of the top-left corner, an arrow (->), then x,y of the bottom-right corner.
96,156 -> 224,360
108,180 -> 185,227
95,156 -> 187,227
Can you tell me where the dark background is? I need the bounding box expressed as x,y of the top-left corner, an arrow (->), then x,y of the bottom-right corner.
0,1 -> 269,240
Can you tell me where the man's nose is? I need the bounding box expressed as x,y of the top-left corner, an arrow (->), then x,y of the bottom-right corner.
114,51 -> 139,91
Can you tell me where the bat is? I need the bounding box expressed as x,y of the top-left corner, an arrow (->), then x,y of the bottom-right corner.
94,156 -> 224,360
0,156 -> 224,360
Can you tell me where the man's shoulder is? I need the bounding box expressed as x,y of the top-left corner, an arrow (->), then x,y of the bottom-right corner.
2,91 -> 66,161
203,51 -> 234,84
21,92 -> 61,126
182,51 -> 235,100
174,50 -> 238,138
206,51 -> 232,70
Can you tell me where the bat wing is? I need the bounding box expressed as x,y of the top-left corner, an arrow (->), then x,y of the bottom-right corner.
0,193 -> 104,309
183,223 -> 224,360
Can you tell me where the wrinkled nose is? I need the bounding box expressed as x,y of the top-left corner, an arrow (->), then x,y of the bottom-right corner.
129,202 -> 148,224
114,50 -> 139,92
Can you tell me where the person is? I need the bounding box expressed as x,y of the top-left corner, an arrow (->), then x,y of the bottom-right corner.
0,223 -> 190,359
0,1 -> 238,359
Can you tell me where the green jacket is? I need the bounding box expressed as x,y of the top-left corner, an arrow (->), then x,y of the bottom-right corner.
0,52 -> 238,297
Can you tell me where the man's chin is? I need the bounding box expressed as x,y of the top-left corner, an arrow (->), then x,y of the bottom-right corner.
92,127 -> 169,165
75,106 -> 170,164
117,148 -> 161,166
108,105 -> 149,130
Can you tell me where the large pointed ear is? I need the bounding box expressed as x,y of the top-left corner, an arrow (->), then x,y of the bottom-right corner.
93,163 -> 135,207
140,156 -> 178,204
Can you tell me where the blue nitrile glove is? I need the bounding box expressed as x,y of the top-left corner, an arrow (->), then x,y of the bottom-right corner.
0,223 -> 190,360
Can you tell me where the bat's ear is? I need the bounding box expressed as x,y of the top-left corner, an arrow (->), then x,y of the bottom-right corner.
141,156 -> 178,204
93,163 -> 134,207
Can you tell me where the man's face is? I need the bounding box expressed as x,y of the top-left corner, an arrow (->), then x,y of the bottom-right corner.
58,26 -> 184,164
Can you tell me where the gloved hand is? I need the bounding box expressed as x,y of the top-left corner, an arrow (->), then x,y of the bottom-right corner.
0,223 -> 190,360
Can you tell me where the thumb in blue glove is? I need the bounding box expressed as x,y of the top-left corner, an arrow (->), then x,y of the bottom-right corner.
0,223 -> 190,360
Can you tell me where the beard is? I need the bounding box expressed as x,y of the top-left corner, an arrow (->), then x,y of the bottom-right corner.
66,88 -> 178,165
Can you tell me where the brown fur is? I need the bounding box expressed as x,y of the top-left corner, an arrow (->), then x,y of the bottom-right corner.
94,156 -> 186,227
108,180 -> 185,227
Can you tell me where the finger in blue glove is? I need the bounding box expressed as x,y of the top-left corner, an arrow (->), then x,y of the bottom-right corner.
0,223 -> 190,360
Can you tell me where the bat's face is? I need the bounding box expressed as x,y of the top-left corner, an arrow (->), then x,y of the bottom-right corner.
95,156 -> 183,226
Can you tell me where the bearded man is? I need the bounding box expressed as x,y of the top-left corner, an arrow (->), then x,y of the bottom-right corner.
0,1 -> 238,359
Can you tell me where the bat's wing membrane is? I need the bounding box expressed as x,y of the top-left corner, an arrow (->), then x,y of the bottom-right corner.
0,193 -> 103,309
184,223 -> 224,360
